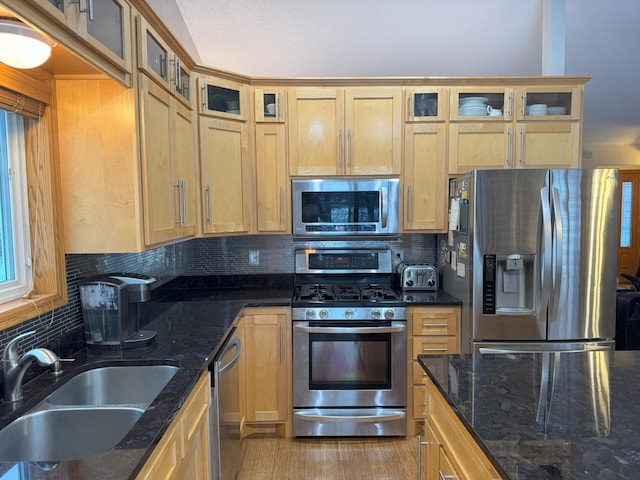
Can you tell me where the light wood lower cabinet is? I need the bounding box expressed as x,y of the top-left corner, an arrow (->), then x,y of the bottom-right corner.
420,377 -> 501,480
239,307 -> 291,437
136,372 -> 211,480
408,306 -> 460,435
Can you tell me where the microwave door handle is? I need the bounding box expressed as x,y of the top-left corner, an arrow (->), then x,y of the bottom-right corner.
381,187 -> 388,228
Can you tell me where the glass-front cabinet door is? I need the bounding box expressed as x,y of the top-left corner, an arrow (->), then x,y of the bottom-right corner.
405,88 -> 448,122
515,86 -> 582,121
25,0 -> 132,76
137,17 -> 171,88
254,88 -> 286,123
198,77 -> 249,121
450,88 -> 514,121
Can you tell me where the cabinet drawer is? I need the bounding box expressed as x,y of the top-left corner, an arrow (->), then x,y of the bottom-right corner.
411,307 -> 460,336
413,336 -> 459,357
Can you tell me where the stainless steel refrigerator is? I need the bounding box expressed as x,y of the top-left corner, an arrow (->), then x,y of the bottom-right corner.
442,169 -> 619,353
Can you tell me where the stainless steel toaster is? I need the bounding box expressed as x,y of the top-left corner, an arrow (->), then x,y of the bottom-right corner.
398,264 -> 438,291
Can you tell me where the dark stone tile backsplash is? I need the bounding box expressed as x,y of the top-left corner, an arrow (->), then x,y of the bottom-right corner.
0,234 -> 437,352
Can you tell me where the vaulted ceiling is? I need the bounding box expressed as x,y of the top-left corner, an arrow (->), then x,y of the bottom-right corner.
165,0 -> 640,149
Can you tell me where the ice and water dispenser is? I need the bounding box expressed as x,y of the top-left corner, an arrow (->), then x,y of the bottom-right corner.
79,273 -> 157,349
482,253 -> 535,315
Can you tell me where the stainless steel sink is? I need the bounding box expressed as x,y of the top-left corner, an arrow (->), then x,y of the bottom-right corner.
0,407 -> 144,462
0,363 -> 180,462
46,364 -> 179,406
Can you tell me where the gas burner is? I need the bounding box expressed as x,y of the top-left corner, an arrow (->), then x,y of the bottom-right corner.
294,283 -> 401,305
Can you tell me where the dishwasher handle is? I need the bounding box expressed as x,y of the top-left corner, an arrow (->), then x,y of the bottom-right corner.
217,335 -> 242,375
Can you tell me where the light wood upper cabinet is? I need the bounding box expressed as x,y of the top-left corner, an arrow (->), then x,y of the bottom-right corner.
139,74 -> 196,246
199,117 -> 252,234
288,87 -> 402,176
55,78 -> 145,253
403,123 -> 447,232
137,16 -> 192,107
23,0 -> 132,83
254,87 -> 286,123
405,88 -> 448,122
515,86 -> 582,121
448,84 -> 583,174
198,76 -> 249,121
255,123 -> 290,233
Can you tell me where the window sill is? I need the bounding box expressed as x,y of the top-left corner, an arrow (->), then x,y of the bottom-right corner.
0,293 -> 66,331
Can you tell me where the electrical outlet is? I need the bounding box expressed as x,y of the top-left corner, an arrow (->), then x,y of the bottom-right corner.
249,250 -> 260,265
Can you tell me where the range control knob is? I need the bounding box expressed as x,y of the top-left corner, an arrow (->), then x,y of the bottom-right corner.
344,309 -> 355,320
319,309 -> 329,320
371,309 -> 381,320
406,280 -> 414,287
305,310 -> 316,320
427,278 -> 435,287
384,309 -> 395,320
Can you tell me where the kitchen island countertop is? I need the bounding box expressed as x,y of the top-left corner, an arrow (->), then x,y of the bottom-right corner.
419,350 -> 640,480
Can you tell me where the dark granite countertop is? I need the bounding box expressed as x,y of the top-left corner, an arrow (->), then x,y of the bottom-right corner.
418,351 -> 640,480
0,275 -> 293,480
0,274 -> 460,480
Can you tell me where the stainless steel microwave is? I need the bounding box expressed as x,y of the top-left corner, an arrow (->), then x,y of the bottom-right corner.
291,178 -> 399,237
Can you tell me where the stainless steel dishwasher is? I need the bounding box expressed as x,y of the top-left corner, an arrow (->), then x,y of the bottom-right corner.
210,327 -> 242,480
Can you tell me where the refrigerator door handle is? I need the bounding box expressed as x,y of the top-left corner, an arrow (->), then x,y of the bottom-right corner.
550,187 -> 563,323
538,186 -> 553,323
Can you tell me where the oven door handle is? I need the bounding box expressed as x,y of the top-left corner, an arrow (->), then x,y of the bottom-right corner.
294,322 -> 406,334
294,410 -> 406,423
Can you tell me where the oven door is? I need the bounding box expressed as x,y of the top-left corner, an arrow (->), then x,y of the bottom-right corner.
292,320 -> 407,436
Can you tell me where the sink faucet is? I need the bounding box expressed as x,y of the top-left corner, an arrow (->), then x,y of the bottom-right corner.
2,330 -> 60,403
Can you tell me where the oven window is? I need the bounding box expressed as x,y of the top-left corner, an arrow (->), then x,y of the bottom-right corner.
301,191 -> 380,223
309,333 -> 391,390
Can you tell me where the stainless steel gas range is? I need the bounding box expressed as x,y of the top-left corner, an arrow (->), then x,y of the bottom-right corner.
291,249 -> 407,437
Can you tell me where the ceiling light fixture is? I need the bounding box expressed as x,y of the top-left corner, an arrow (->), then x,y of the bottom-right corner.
0,19 -> 56,69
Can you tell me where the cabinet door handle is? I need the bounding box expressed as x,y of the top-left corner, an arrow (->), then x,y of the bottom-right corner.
348,130 -> 353,168
173,55 -> 181,92
279,187 -> 285,225
506,128 -> 512,167
423,347 -> 448,352
439,472 -> 456,480
180,180 -> 186,227
174,180 -> 185,226
205,185 -> 212,224
520,127 -> 525,166
339,130 -> 344,169
417,435 -> 429,480
508,92 -> 513,117
521,91 -> 527,116
407,186 -> 413,223
201,84 -> 208,110
71,0 -> 94,20
424,323 -> 448,327
409,94 -> 414,120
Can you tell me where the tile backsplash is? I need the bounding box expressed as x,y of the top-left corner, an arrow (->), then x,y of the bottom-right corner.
0,234 -> 437,351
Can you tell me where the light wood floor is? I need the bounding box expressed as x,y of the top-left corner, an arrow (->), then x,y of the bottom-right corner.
237,436 -> 418,480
